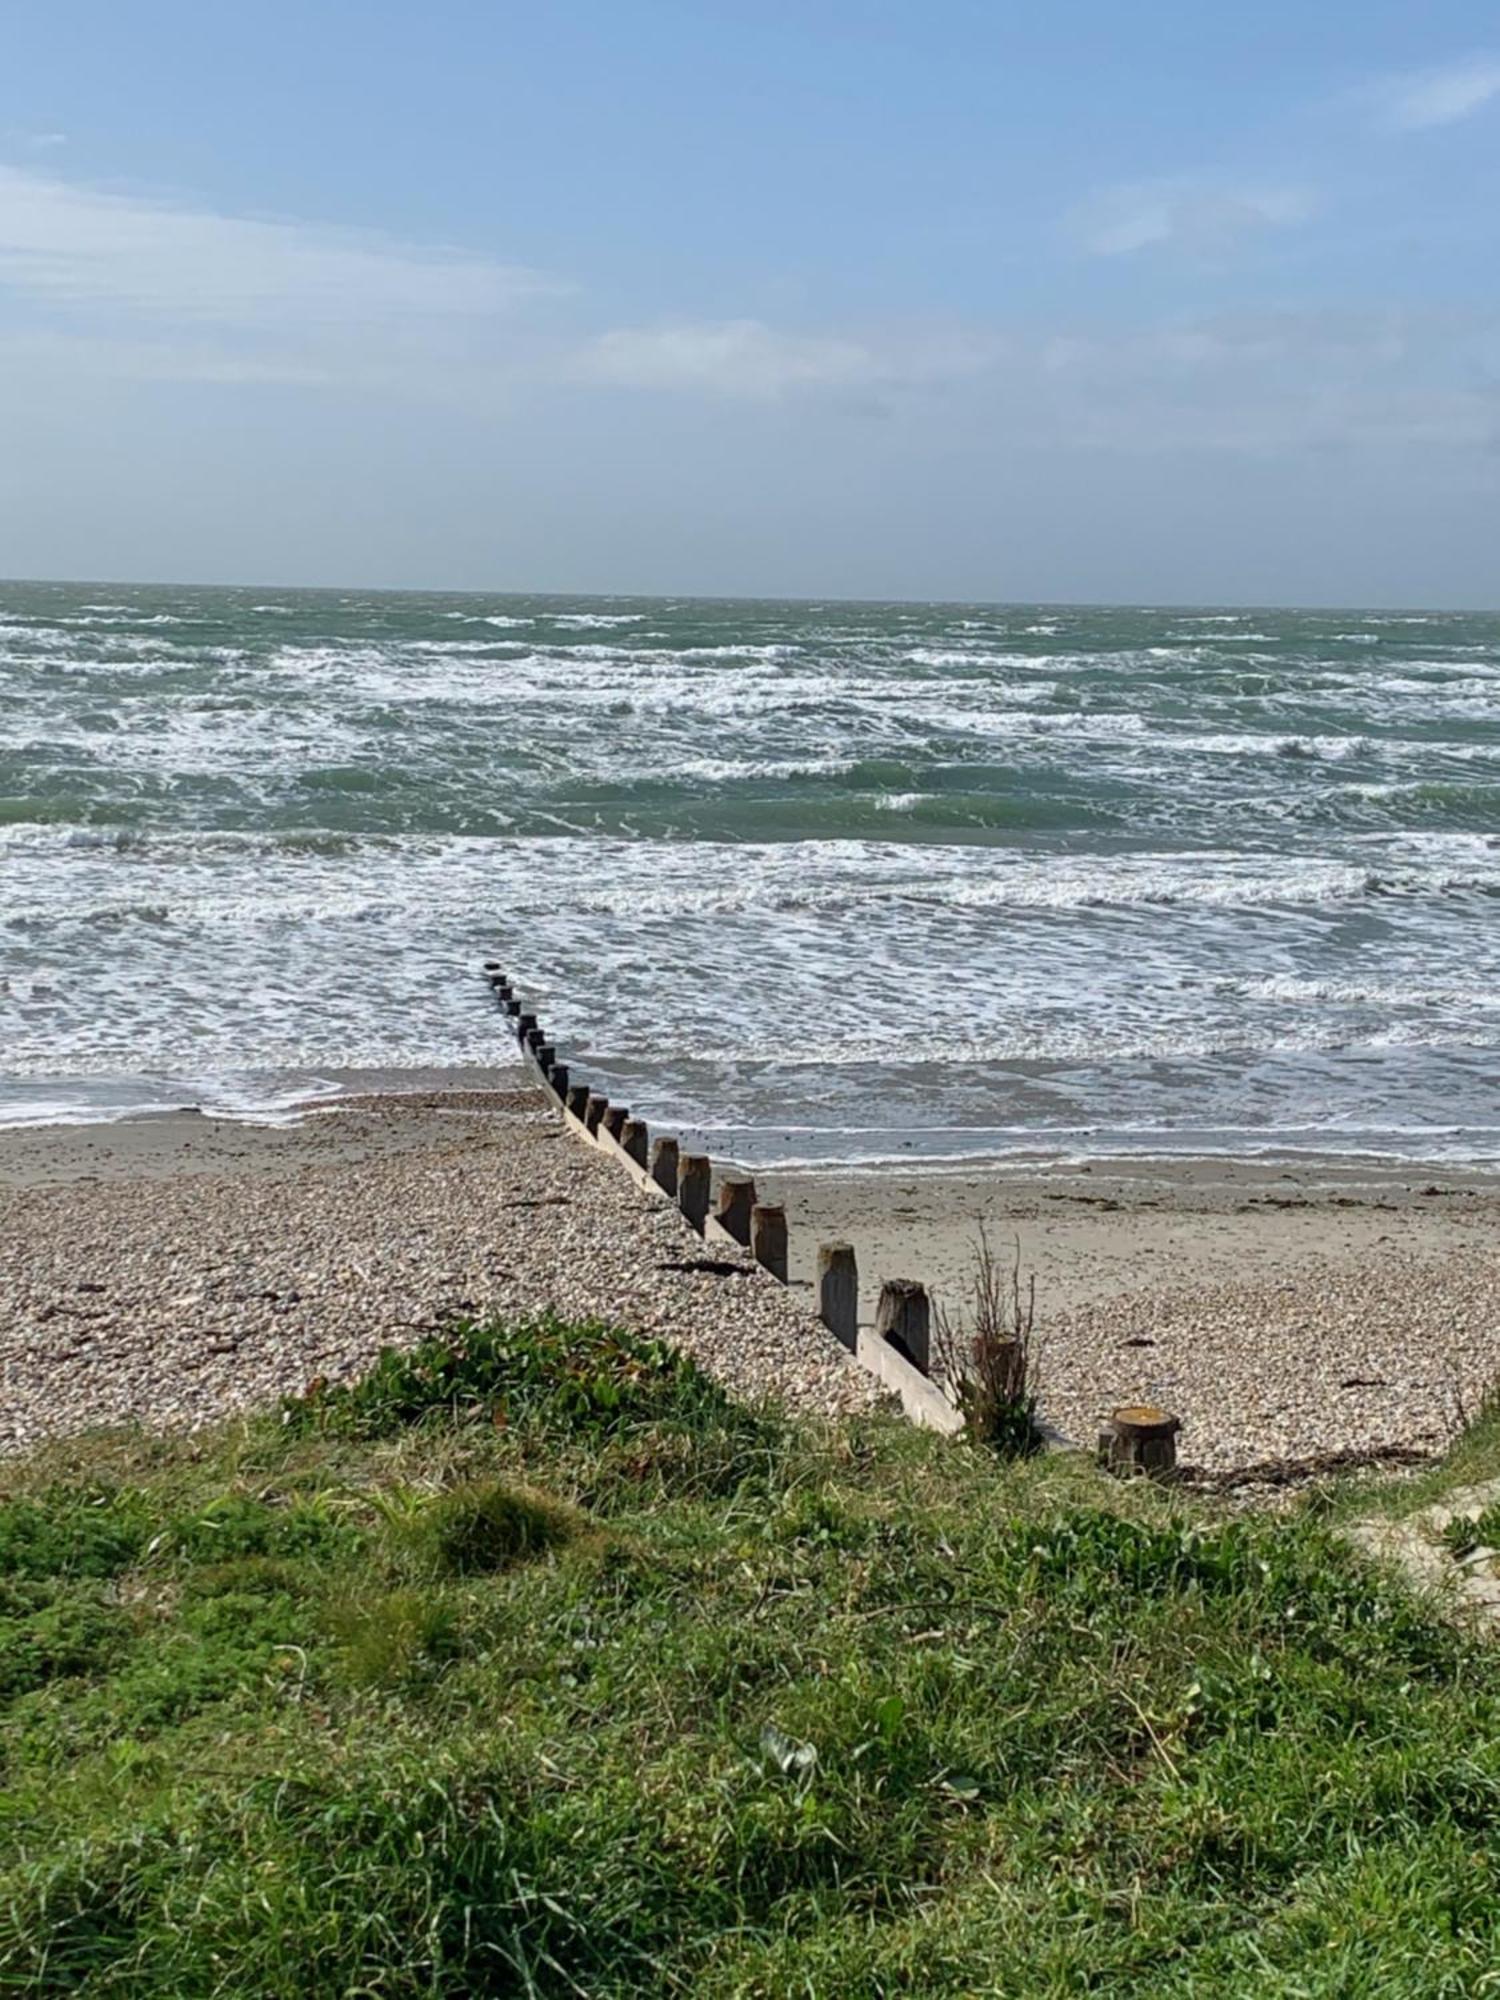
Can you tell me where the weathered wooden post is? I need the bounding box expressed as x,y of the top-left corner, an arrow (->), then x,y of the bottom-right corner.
750,1203 -> 788,1282
678,1153 -> 711,1230
548,1063 -> 569,1099
1098,1406 -> 1180,1481
503,997 -> 521,1017
516,1011 -> 538,1042
620,1116 -> 649,1168
601,1104 -> 629,1143
533,1039 -> 554,1070
817,1242 -> 859,1352
649,1136 -> 679,1196
875,1278 -> 931,1375
714,1174 -> 756,1246
565,1083 -> 590,1119
584,1093 -> 609,1135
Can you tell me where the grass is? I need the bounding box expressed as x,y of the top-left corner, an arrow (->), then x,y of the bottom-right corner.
3,1311 -> 1500,1995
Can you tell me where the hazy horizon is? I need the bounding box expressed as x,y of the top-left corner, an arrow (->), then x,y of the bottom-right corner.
5,572 -> 1498,618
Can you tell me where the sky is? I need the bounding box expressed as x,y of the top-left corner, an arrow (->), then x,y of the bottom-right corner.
2,1 -> 1498,606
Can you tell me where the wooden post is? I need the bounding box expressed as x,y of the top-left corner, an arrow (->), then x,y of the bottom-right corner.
649,1136 -> 680,1195
621,1116 -> 649,1167
876,1278 -> 931,1375
1098,1406 -> 1180,1480
714,1175 -> 756,1246
503,997 -> 521,1017
548,1063 -> 569,1099
678,1153 -> 711,1230
483,959 -> 501,972
584,1093 -> 608,1135
602,1104 -> 629,1143
818,1242 -> 859,1352
750,1203 -> 788,1282
516,1011 -> 538,1042
566,1083 -> 589,1119
533,1040 -> 554,1070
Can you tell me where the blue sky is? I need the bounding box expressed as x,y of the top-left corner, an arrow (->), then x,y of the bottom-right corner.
3,1 -> 1498,604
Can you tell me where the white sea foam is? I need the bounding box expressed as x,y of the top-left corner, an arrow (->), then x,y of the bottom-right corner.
6,587 -> 1500,1157
549,612 -> 647,628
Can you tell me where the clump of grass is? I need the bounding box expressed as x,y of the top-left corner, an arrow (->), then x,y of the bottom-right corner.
385,1480 -> 585,1579
933,1225 -> 1042,1456
328,1588 -> 473,1690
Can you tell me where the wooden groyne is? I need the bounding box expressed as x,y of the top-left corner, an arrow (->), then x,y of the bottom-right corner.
477,965 -> 1177,1473
481,962 -> 962,1434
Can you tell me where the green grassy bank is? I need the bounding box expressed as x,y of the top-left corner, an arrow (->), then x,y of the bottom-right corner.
3,1314 -> 1499,1997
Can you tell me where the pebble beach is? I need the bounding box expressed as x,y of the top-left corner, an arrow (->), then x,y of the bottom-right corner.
5,1081 -> 1500,1478
0,1085 -> 877,1457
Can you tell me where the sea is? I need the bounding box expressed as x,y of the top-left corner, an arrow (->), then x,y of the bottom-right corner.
3,581 -> 1498,1167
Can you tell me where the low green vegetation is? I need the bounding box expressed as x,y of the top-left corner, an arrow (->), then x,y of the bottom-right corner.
3,1312 -> 1500,1996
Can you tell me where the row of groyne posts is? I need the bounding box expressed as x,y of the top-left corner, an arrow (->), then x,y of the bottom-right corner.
483,961 -> 1180,1476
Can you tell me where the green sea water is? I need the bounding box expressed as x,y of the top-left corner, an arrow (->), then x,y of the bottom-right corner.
2,581 -> 1498,1162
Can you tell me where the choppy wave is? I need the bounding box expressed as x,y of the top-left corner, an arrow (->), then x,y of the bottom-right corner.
3,582 -> 1500,1156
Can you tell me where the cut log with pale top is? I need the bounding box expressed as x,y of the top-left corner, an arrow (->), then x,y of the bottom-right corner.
1098,1405 -> 1180,1480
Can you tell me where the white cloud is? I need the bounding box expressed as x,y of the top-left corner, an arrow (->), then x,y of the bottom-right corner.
1379,54 -> 1500,130
1008,308 -> 1500,457
575,318 -> 999,399
1075,180 -> 1314,258
0,164 -> 552,330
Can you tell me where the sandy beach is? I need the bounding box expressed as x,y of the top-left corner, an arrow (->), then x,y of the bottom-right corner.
5,1080 -> 1500,1478
764,1155 -> 1500,1476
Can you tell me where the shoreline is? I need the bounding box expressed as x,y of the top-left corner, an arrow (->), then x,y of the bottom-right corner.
4,1080 -> 1500,1479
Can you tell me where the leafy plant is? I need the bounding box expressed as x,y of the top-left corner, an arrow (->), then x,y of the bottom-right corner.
283,1311 -> 743,1441
1441,1504 -> 1500,1561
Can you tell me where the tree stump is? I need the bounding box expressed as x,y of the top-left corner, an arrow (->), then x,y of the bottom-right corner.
875,1278 -> 931,1375
750,1203 -> 788,1282
1097,1406 -> 1180,1481
818,1242 -> 859,1352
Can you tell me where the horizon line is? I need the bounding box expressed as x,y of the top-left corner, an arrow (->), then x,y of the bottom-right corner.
2,572 -> 1495,619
